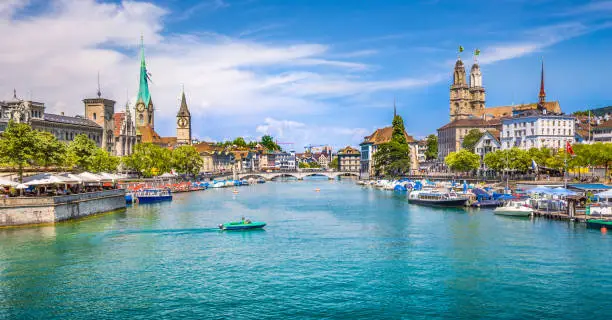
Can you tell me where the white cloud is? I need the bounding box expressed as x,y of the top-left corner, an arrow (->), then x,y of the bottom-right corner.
0,0 -> 430,138
476,22 -> 607,65
254,117 -> 368,150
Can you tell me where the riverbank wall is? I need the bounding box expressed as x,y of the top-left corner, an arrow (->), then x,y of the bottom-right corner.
0,189 -> 126,227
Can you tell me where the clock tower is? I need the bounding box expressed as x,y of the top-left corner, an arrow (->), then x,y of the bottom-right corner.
135,36 -> 154,131
176,88 -> 192,145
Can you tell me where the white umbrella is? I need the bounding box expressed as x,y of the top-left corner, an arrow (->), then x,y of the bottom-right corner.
596,189 -> 612,198
16,184 -> 28,189
0,177 -> 18,187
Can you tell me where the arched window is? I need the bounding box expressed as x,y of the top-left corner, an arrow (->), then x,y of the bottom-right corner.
93,113 -> 97,120
139,114 -> 144,125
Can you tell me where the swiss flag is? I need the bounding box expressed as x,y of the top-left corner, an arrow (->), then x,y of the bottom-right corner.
566,141 -> 575,156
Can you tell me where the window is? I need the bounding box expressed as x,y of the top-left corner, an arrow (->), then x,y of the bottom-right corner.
93,113 -> 97,120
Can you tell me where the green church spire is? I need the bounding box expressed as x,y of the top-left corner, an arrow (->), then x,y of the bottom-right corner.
136,35 -> 152,108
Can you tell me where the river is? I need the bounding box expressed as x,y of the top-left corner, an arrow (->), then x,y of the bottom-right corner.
1,178 -> 611,319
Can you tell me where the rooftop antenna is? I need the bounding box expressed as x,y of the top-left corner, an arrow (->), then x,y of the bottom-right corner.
97,72 -> 102,98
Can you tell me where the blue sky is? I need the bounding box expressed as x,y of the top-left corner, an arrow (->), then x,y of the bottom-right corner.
1,0 -> 611,150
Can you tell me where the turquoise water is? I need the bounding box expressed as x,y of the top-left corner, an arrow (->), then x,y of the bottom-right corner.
1,178 -> 611,319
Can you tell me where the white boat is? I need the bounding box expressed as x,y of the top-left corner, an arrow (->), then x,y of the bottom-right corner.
493,201 -> 533,217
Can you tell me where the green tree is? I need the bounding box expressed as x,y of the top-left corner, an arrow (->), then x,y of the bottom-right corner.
34,131 -> 67,168
309,161 -> 321,168
483,150 -> 505,171
89,148 -> 120,173
373,115 -> 411,177
329,157 -> 338,169
298,161 -> 310,169
123,143 -> 172,177
232,137 -> 247,148
424,134 -> 438,160
66,134 -> 97,170
172,145 -> 204,176
445,149 -> 480,172
261,135 -> 281,151
0,121 -> 39,182
461,129 -> 484,152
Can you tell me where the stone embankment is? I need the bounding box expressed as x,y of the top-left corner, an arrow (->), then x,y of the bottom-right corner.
0,189 -> 126,227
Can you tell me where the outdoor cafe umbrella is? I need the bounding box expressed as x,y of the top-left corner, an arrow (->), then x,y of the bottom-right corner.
528,186 -> 553,194
0,177 -> 18,187
595,189 -> 612,199
552,187 -> 577,196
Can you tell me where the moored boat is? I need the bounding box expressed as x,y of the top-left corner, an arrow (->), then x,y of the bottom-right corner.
219,220 -> 266,230
586,219 -> 612,229
134,188 -> 173,204
493,201 -> 533,217
407,190 -> 467,207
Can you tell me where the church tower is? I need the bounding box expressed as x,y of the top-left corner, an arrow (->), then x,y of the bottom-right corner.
176,88 -> 192,145
469,62 -> 486,115
135,36 -> 154,131
84,73 -> 116,153
449,58 -> 471,121
538,60 -> 546,105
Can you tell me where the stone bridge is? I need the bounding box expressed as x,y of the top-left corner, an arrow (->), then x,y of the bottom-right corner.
213,171 -> 359,181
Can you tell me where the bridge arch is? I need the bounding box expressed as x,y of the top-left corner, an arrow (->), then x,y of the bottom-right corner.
268,173 -> 300,180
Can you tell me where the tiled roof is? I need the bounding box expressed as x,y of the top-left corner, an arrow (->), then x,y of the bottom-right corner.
361,126 -> 415,145
594,119 -> 612,130
338,146 -> 359,155
159,137 -> 177,146
486,129 -> 500,142
479,101 -> 561,119
43,113 -> 100,128
438,118 -> 500,130
138,125 -> 162,143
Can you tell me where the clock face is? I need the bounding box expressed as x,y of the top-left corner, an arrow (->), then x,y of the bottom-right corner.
136,103 -> 145,112
177,117 -> 187,127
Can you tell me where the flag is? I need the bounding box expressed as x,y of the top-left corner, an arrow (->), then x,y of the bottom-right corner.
566,141 -> 575,156
531,159 -> 538,172
474,48 -> 481,56
458,45 -> 464,53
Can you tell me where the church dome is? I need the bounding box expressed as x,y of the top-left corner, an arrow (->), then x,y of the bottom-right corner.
471,63 -> 480,70
455,59 -> 464,68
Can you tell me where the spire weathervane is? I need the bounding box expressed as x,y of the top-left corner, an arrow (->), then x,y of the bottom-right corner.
393,96 -> 397,118
13,88 -> 17,99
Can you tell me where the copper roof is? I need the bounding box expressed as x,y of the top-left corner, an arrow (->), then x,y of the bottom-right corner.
362,126 -> 415,145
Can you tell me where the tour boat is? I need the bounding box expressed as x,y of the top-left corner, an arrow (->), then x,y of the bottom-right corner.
219,220 -> 266,230
257,178 -> 266,184
407,190 -> 468,207
133,188 -> 173,204
493,201 -> 533,217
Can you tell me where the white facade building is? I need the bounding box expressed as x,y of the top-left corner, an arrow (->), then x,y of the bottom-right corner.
501,114 -> 575,150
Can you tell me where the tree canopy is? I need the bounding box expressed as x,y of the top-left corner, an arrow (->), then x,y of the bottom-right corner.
123,143 -> 172,177
373,115 -> 411,177
445,149 -> 480,172
424,134 -> 438,160
172,145 -> 204,176
461,129 -> 484,152
0,121 -> 41,182
261,135 -> 281,151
